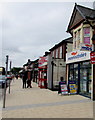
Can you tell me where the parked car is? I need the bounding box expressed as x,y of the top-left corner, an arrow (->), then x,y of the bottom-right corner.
6,75 -> 12,86
0,75 -> 7,88
7,75 -> 12,80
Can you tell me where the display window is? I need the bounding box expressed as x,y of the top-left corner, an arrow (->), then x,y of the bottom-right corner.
68,61 -> 91,98
80,61 -> 91,97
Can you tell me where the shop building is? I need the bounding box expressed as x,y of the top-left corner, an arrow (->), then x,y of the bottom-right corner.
66,3 -> 95,98
38,56 -> 48,89
47,37 -> 73,90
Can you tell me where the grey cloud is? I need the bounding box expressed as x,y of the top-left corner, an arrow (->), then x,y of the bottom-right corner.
1,2 -> 93,67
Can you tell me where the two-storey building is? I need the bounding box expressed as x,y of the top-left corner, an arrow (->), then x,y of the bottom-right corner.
66,3 -> 95,98
47,37 -> 73,90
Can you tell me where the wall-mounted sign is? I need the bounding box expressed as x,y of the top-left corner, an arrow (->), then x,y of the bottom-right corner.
38,57 -> 47,68
90,51 -> 95,64
80,43 -> 92,51
66,50 -> 90,64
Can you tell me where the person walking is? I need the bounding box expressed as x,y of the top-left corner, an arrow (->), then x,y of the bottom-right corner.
22,70 -> 27,89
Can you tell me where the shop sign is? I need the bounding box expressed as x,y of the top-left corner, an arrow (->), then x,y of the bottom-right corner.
38,57 -> 47,68
61,84 -> 68,95
90,51 -> 95,64
66,50 -> 90,64
80,43 -> 92,51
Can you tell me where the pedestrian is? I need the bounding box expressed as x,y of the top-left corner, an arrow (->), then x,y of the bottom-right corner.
27,71 -> 32,88
15,74 -> 18,79
22,71 -> 27,89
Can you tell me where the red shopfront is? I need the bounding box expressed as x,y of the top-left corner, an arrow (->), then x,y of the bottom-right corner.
38,57 -> 47,88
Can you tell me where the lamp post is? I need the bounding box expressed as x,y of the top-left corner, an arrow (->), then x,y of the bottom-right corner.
3,55 -> 9,108
9,61 -> 12,94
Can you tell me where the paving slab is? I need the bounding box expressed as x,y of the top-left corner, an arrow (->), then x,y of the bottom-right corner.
1,78 -> 93,118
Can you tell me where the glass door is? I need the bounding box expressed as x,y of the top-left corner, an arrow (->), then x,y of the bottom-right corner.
80,61 -> 91,97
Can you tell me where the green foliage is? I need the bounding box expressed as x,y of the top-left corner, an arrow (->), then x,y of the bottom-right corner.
11,67 -> 22,74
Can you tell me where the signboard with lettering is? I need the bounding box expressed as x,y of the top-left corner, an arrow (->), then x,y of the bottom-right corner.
90,51 -> 95,64
69,84 -> 77,94
38,57 -> 47,68
61,84 -> 68,95
68,81 -> 77,94
66,50 -> 90,64
80,43 -> 92,51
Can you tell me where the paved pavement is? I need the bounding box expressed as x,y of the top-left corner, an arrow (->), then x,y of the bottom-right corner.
0,89 -> 2,100
0,78 -> 94,119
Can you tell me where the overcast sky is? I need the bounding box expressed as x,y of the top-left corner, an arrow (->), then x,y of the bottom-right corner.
0,0 -> 94,68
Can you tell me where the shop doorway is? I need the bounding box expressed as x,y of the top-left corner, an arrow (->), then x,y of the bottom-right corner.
80,62 -> 91,97
68,61 -> 91,98
68,63 -> 79,93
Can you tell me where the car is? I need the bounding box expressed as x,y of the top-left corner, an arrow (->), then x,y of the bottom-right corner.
6,75 -> 12,86
0,75 -> 8,88
7,75 -> 12,80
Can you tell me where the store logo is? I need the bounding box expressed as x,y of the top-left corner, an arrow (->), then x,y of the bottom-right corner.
85,44 -> 92,47
68,52 -> 87,60
80,44 -> 92,51
71,52 -> 77,55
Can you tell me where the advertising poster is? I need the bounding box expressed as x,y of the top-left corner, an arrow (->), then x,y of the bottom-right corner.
61,84 -> 68,95
69,84 -> 77,94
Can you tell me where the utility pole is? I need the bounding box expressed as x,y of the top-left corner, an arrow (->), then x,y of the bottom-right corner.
3,55 -> 9,108
10,61 -> 12,71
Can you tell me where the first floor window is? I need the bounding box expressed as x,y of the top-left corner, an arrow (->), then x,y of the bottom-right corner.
83,27 -> 90,44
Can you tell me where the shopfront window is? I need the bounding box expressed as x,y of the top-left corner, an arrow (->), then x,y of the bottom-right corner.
80,61 -> 91,97
69,64 -> 79,84
68,61 -> 91,97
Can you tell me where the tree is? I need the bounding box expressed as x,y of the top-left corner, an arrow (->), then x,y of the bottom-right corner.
11,67 -> 22,75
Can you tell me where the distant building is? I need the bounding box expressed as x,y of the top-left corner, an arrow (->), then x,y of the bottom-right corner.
0,67 -> 5,75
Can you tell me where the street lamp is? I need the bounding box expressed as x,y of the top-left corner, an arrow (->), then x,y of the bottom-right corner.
3,55 -> 9,108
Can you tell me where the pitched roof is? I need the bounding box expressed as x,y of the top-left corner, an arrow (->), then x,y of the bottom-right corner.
67,3 -> 95,33
76,4 -> 95,19
49,37 -> 73,51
